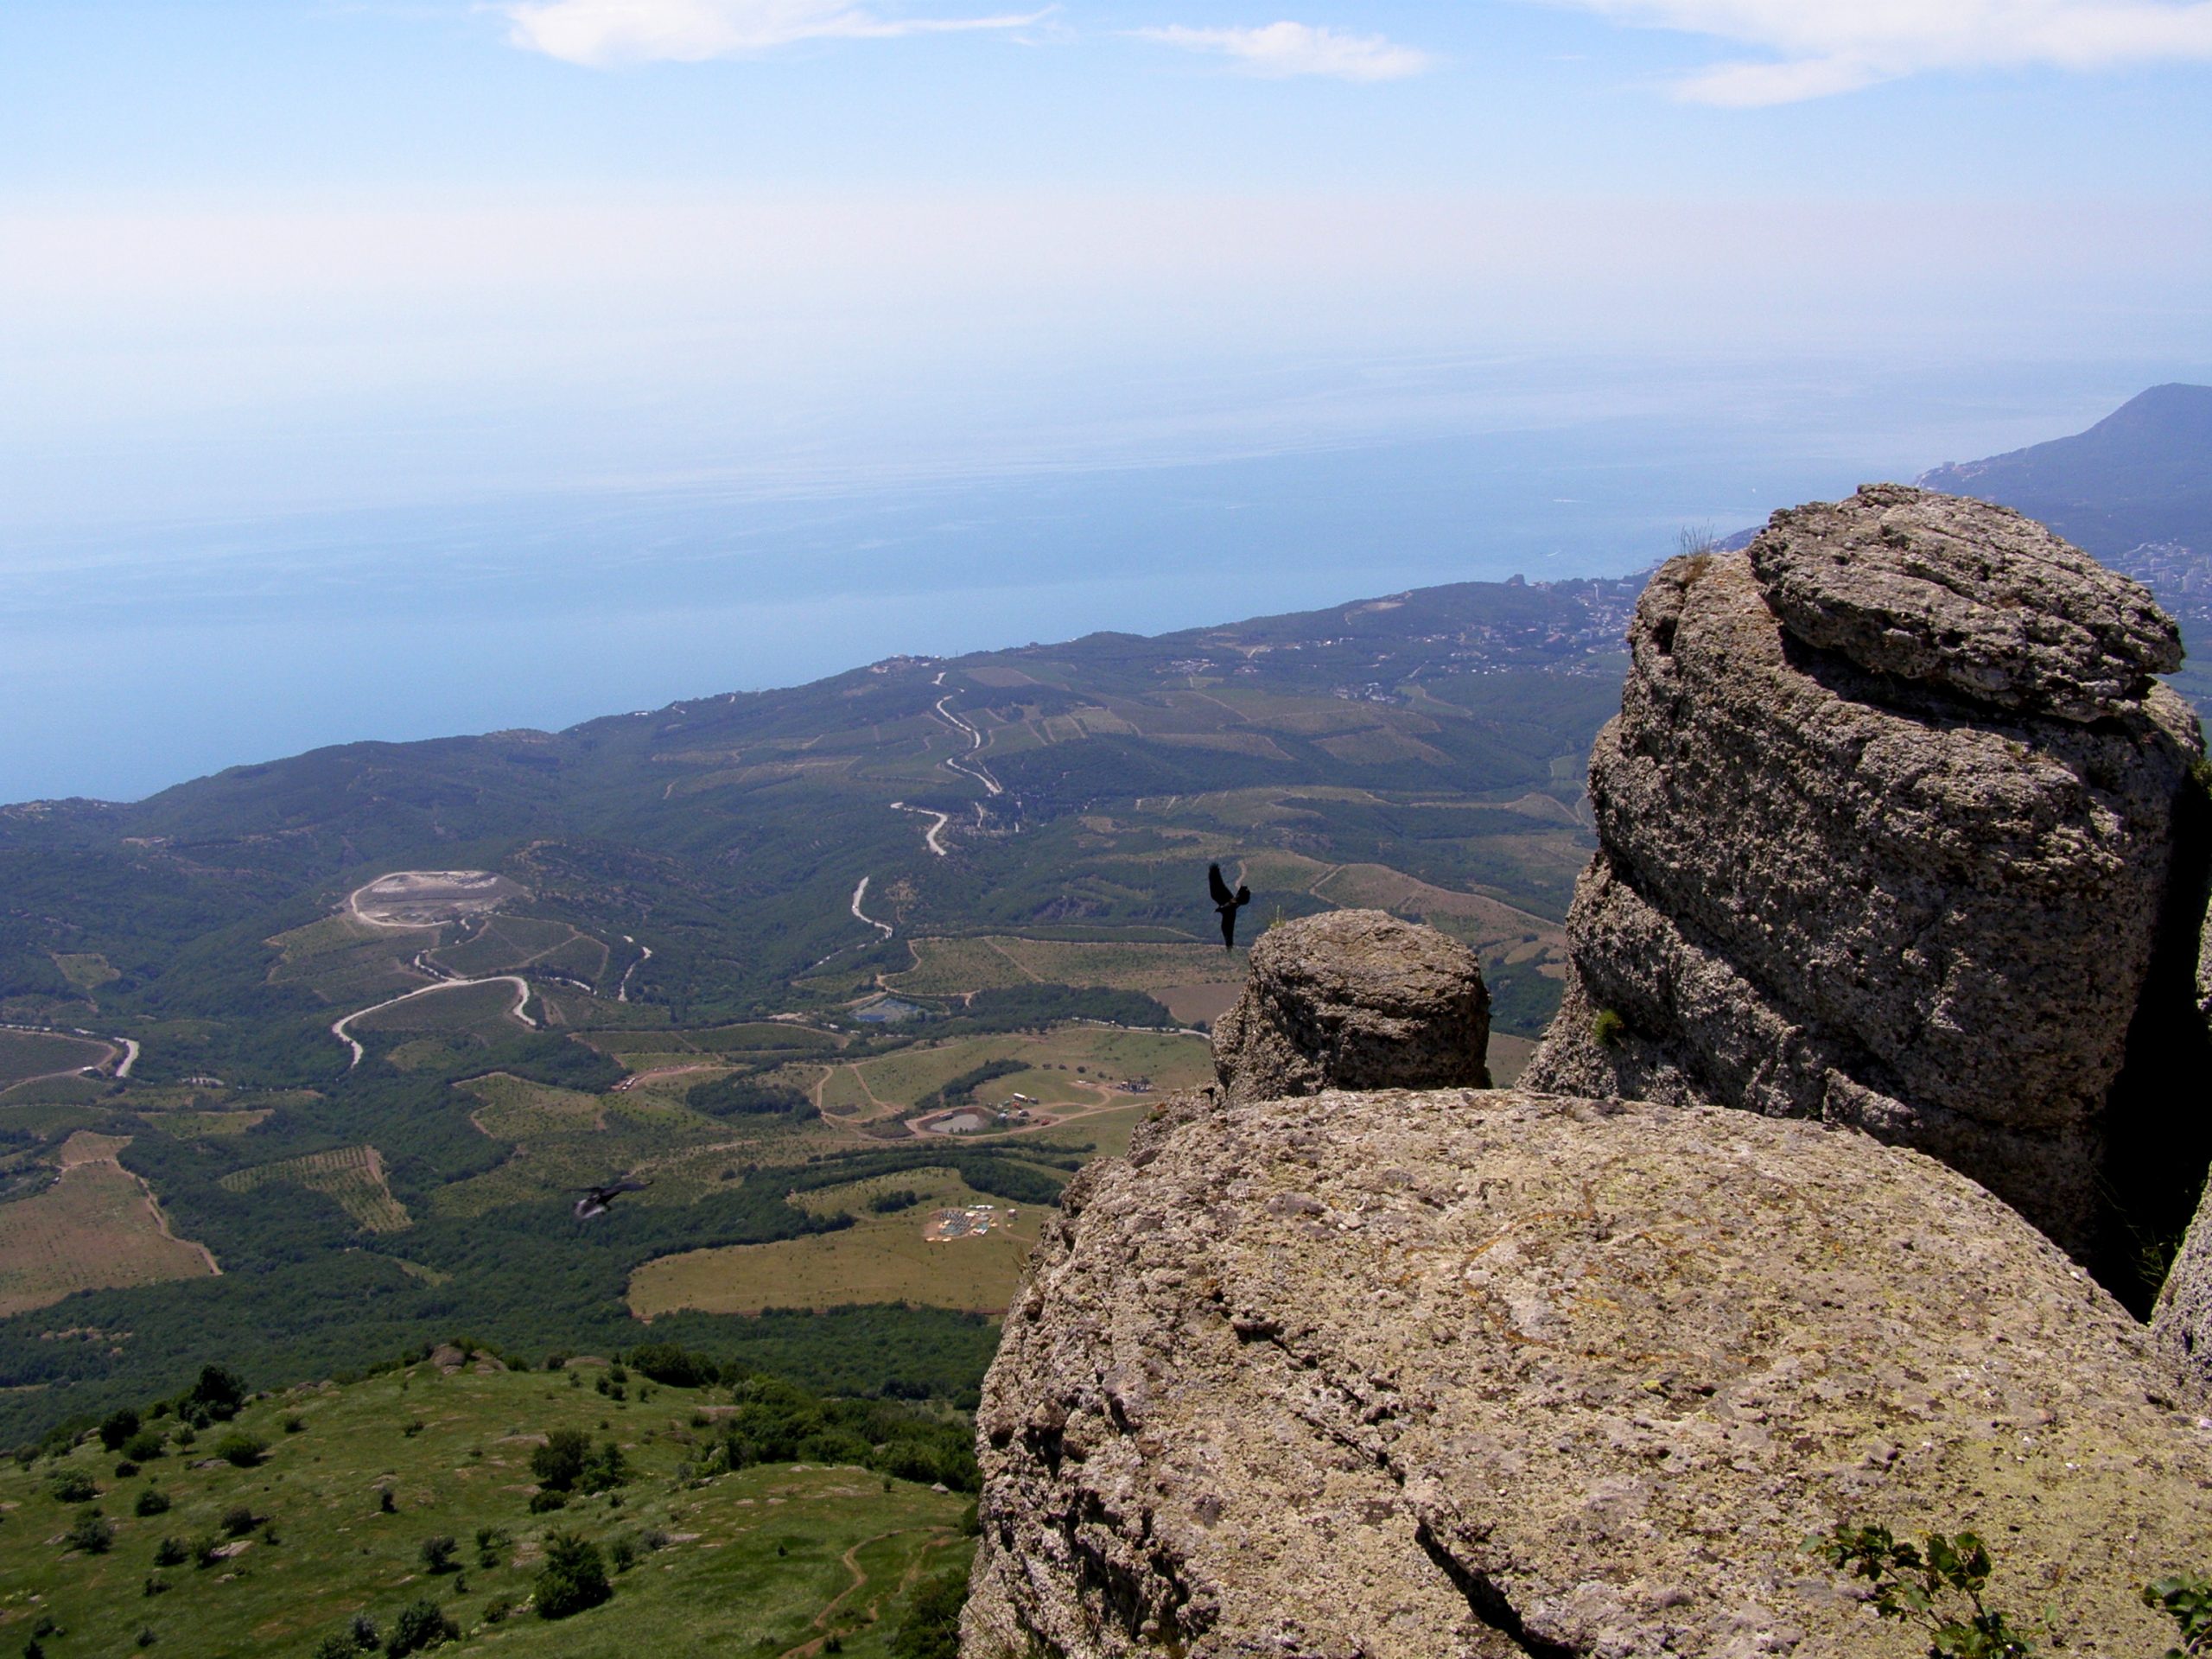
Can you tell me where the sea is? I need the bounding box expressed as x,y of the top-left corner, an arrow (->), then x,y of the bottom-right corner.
0,353 -> 2177,803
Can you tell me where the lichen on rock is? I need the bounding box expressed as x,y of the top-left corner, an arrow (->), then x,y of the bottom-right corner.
964,1089 -> 2212,1659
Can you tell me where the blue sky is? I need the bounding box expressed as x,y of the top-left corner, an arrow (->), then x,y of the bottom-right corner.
6,1 -> 2211,533
3,3 -> 2212,798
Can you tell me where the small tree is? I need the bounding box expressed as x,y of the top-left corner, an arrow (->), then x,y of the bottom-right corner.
99,1408 -> 142,1452
63,1510 -> 115,1554
381,1599 -> 457,1656
186,1365 -> 247,1422
418,1535 -> 458,1574
533,1531 -> 612,1619
530,1428 -> 589,1493
123,1429 -> 164,1463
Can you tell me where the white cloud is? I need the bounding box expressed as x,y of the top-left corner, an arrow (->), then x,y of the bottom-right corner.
1135,21 -> 1434,80
505,0 -> 1045,67
1554,0 -> 2212,104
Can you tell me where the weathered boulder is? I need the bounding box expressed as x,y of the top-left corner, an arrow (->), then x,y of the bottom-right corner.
1211,909 -> 1490,1105
1748,484 -> 2181,721
965,1088 -> 2212,1659
1523,490 -> 2203,1257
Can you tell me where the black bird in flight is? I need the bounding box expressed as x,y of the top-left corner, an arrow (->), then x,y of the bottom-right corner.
1209,862 -> 1252,950
574,1178 -> 648,1221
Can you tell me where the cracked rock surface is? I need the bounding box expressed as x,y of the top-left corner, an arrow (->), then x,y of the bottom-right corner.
962,1089 -> 2212,1659
1522,499 -> 2202,1256
1746,484 -> 2180,722
1212,909 -> 1491,1105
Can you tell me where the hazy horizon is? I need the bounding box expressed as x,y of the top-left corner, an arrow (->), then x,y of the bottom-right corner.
6,1 -> 2210,800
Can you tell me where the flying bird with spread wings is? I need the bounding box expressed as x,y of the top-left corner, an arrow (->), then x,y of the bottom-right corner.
574,1178 -> 648,1221
1209,862 -> 1252,950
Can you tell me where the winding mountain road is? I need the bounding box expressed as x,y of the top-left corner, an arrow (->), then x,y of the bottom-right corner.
889,802 -> 953,858
850,877 -> 895,938
933,695 -> 1003,797
329,976 -> 535,1070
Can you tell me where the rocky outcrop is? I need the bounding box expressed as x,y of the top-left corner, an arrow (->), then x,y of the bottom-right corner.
965,1087 -> 2212,1659
1522,486 -> 2204,1258
1748,485 -> 2180,721
1211,910 -> 1490,1104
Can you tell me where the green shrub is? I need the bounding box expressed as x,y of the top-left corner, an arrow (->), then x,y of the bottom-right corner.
214,1433 -> 265,1468
1808,1523 -> 2032,1658
381,1598 -> 457,1656
135,1486 -> 171,1517
867,1188 -> 923,1214
1591,1007 -> 1626,1048
152,1537 -> 188,1567
48,1469 -> 98,1503
220,1504 -> 259,1537
418,1535 -> 457,1573
99,1408 -> 142,1452
312,1636 -> 356,1659
526,1490 -> 568,1514
63,1510 -> 114,1554
122,1430 -> 164,1463
533,1531 -> 612,1619
2144,1572 -> 2212,1654
608,1536 -> 638,1573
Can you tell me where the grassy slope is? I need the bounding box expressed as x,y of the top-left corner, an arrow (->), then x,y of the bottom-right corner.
2,1362 -> 969,1659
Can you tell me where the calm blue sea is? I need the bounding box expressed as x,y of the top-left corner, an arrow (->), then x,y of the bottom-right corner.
0,358 -> 2168,802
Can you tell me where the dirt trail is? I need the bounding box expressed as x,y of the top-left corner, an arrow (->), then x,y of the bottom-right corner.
774,1527 -> 955,1659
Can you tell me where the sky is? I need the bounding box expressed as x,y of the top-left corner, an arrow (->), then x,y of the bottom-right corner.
3,2 -> 2212,798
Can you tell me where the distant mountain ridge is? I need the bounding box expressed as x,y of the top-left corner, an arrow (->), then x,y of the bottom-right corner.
1916,385 -> 2212,703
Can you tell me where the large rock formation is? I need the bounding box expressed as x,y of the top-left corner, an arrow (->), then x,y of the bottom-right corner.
1522,485 -> 2204,1259
965,1087 -> 2212,1658
1211,909 -> 1490,1104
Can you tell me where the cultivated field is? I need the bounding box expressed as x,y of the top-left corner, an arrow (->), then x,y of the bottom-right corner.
2,1359 -> 970,1659
808,1027 -> 1211,1131
0,1027 -> 115,1091
630,1166 -> 1043,1318
219,1145 -> 411,1233
887,935 -> 1244,999
265,913 -> 434,1007
0,1133 -> 216,1316
349,978 -> 533,1039
431,916 -> 609,985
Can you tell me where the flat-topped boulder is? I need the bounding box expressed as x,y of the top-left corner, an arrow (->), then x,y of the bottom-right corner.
1211,909 -> 1490,1104
965,1088 -> 2212,1659
1747,484 -> 2181,721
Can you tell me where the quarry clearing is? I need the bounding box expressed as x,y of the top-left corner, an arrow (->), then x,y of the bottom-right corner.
347,868 -> 526,928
